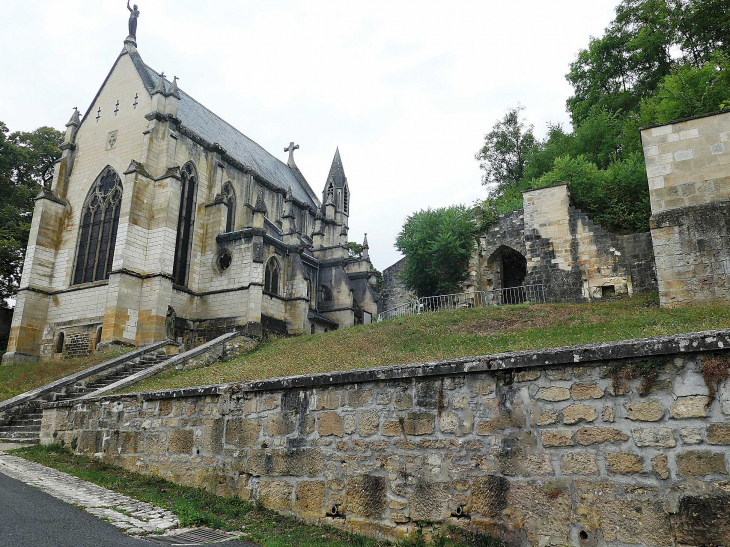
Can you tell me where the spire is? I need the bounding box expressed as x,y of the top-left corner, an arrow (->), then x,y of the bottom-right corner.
325,147 -> 347,189
168,76 -> 181,98
362,233 -> 370,260
66,107 -> 81,128
152,72 -> 166,95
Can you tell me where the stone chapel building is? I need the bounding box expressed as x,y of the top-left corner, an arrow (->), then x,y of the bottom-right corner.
3,24 -> 380,364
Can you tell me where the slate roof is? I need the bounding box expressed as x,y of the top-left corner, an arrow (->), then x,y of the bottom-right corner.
125,47 -> 319,209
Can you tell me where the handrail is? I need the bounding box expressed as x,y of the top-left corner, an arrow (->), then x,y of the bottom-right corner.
377,285 -> 546,322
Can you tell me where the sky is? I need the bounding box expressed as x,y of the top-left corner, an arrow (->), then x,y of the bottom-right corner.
0,0 -> 619,270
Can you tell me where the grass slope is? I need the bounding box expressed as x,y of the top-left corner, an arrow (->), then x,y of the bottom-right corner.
129,294 -> 730,393
0,346 -> 134,403
12,445 -> 501,547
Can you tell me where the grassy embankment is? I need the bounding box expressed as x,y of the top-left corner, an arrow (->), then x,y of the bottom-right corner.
11,445 -> 502,547
0,345 -> 134,403
128,294 -> 730,393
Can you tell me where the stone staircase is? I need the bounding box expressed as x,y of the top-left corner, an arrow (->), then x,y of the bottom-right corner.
0,349 -> 172,445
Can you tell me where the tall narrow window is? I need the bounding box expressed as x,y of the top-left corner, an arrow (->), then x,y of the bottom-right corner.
72,166 -> 123,285
326,183 -> 334,203
277,193 -> 284,221
247,175 -> 255,204
343,185 -> 349,214
55,332 -> 65,354
222,182 -> 235,233
301,210 -> 308,235
173,163 -> 198,287
264,258 -> 280,295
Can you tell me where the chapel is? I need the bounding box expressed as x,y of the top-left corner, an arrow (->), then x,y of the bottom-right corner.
3,9 -> 380,364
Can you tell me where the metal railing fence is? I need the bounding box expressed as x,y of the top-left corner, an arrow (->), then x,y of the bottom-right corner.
377,285 -> 546,322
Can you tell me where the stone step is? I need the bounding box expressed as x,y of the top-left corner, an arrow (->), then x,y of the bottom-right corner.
11,419 -> 41,427
0,423 -> 41,431
0,437 -> 39,445
0,429 -> 41,439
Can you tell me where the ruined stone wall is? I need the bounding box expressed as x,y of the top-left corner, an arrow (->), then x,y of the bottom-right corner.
468,187 -> 657,302
380,258 -> 416,313
41,331 -> 730,546
641,111 -> 730,306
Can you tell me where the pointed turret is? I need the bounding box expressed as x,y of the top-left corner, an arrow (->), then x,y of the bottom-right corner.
63,107 -> 81,144
362,234 -> 370,260
168,76 -> 181,99
326,147 -> 347,189
152,72 -> 167,96
252,189 -> 267,229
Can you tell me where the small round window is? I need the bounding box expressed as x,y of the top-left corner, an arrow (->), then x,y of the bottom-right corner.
216,249 -> 232,272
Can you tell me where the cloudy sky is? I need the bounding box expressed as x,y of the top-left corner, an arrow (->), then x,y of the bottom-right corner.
1,0 -> 618,270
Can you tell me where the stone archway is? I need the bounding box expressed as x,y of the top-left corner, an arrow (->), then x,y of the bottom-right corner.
486,246 -> 528,304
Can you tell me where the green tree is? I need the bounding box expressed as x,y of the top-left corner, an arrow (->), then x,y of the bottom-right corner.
395,206 -> 477,298
0,122 -> 63,307
347,242 -> 364,260
475,106 -> 536,195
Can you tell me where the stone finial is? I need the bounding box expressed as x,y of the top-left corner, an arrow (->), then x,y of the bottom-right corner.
285,186 -> 293,202
152,72 -> 166,95
66,107 -> 81,127
362,233 -> 370,260
253,189 -> 267,214
168,76 -> 181,99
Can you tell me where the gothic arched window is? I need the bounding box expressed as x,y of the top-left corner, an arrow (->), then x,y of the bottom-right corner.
326,183 -> 334,203
319,285 -> 333,305
343,185 -> 349,214
72,166 -> 123,285
173,163 -> 198,287
222,182 -> 235,233
264,258 -> 280,295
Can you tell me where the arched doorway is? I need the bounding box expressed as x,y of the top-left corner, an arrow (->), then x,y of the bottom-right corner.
487,246 -> 527,304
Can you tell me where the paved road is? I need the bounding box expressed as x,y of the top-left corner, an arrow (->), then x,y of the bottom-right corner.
0,471 -> 258,547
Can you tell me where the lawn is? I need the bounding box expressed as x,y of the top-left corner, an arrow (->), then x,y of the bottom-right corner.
127,294 -> 730,393
0,345 -> 134,403
11,445 -> 501,547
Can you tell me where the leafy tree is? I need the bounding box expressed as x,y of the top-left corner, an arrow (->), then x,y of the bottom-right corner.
347,242 -> 364,260
0,122 -> 62,307
395,206 -> 477,297
475,106 -> 536,194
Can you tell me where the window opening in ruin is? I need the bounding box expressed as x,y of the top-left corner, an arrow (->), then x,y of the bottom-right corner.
601,285 -> 616,298
55,332 -> 65,354
173,163 -> 198,287
222,182 -> 235,233
264,258 -> 280,295
72,166 -> 123,285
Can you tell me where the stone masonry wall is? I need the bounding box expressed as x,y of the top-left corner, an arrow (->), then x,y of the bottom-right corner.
41,330 -> 730,546
641,111 -> 730,306
380,258 -> 416,313
466,188 -> 657,302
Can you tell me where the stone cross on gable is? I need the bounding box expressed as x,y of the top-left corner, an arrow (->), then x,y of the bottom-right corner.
285,142 -> 299,164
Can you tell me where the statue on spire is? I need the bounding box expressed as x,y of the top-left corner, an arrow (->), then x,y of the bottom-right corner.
127,1 -> 140,39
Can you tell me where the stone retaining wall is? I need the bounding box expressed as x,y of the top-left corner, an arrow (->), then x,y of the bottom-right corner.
41,330 -> 730,546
